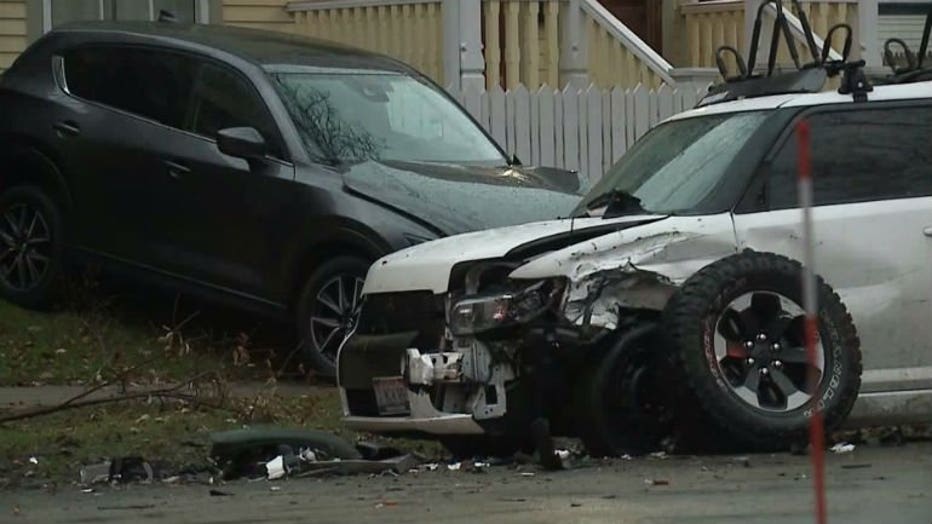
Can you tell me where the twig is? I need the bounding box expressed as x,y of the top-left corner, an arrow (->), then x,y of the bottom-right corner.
0,371 -> 219,424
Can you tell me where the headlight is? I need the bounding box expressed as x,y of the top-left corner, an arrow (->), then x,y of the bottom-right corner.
449,280 -> 561,336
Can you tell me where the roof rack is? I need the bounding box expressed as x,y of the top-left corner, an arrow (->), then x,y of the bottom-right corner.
872,3 -> 932,85
698,0 -> 871,107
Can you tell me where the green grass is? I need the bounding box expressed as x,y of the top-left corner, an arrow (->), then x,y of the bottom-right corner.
0,277 -> 299,386
0,300 -> 226,386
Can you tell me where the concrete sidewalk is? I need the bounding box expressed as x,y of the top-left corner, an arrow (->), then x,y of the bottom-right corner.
0,381 -> 328,411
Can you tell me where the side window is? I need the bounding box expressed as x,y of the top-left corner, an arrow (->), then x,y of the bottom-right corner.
768,107 -> 932,209
63,46 -> 197,129
188,63 -> 283,158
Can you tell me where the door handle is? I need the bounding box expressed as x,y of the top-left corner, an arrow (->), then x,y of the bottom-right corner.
164,160 -> 191,179
53,121 -> 81,137
924,227 -> 932,238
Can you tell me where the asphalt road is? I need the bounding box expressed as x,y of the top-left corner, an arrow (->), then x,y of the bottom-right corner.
3,442 -> 930,524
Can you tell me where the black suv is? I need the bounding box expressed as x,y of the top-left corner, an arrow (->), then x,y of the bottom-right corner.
0,21 -> 581,376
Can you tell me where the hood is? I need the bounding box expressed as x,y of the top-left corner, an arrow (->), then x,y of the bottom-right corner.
362,214 -> 668,294
342,160 -> 583,235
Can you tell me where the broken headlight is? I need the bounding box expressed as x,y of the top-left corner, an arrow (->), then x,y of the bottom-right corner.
449,279 -> 563,336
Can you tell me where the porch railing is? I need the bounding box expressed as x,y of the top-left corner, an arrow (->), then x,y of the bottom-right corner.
287,0 -> 446,84
677,0 -> 848,76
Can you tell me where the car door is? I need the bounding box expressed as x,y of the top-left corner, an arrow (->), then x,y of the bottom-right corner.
147,58 -> 296,302
54,44 -> 198,264
732,103 -> 932,395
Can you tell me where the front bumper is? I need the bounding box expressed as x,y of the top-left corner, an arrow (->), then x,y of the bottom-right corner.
338,291 -> 513,437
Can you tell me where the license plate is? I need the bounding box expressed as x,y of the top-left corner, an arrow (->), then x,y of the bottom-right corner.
372,376 -> 411,416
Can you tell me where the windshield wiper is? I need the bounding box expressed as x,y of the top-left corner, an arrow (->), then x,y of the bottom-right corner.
578,188 -> 647,218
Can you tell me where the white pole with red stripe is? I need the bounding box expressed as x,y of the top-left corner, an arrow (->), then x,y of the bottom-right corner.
796,119 -> 827,524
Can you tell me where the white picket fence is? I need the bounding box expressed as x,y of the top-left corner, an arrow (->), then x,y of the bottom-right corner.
452,83 -> 708,185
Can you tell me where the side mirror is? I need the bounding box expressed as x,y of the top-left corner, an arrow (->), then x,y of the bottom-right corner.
217,127 -> 267,160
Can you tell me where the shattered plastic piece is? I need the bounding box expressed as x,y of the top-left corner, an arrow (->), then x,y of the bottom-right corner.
266,456 -> 287,480
841,463 -> 872,469
649,451 -> 668,459
80,461 -> 112,485
644,479 -> 670,486
620,454 -> 633,461
447,462 -> 462,471
81,488 -> 95,494
28,457 -> 38,465
520,472 -> 536,477
209,489 -> 233,497
831,443 -> 855,454
269,486 -> 282,492
422,463 -> 439,472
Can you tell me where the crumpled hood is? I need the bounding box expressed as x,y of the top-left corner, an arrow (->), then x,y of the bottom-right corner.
361,214 -> 669,294
342,160 -> 583,235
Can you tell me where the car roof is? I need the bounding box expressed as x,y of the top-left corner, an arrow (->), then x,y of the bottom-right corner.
48,20 -> 413,73
665,79 -> 932,123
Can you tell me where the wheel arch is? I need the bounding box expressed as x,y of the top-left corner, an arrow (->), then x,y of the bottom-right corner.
0,139 -> 73,212
286,224 -> 390,311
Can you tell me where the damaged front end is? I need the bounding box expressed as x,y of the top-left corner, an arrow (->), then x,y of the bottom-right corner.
340,259 -> 680,440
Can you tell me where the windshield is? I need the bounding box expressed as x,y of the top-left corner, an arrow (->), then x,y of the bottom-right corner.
574,111 -> 772,217
269,70 -> 506,166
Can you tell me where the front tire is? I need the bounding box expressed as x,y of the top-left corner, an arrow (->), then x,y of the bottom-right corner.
0,186 -> 64,310
296,255 -> 370,378
662,251 -> 862,451
575,324 -> 673,457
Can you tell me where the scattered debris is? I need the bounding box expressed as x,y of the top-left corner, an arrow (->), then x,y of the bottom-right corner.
447,463 -> 462,471
375,500 -> 399,508
81,488 -> 95,494
831,443 -> 856,454
649,451 -> 668,460
269,486 -> 282,492
498,497 -> 527,502
28,457 -> 38,465
620,454 -> 633,461
571,502 -> 582,508
841,463 -> 872,470
97,504 -> 157,511
422,463 -> 439,472
265,456 -> 287,480
520,472 -> 536,477
645,479 -> 670,486
209,489 -> 233,497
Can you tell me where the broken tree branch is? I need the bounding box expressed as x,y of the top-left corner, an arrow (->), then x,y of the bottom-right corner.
0,371 -> 221,424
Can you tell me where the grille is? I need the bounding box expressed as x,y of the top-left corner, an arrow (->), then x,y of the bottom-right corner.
342,291 -> 446,416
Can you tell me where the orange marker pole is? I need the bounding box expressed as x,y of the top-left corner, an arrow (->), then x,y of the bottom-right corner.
796,119 -> 827,524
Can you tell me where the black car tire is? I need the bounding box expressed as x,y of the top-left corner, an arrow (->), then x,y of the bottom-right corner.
0,185 -> 64,310
296,255 -> 371,378
575,324 -> 673,457
662,251 -> 862,451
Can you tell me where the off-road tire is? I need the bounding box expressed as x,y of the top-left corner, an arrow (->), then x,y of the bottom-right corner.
0,185 -> 65,310
662,250 -> 862,451
296,255 -> 371,379
575,324 -> 674,457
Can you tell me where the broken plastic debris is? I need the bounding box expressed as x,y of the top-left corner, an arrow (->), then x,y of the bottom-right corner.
80,461 -> 112,485
298,448 -> 318,463
649,451 -> 668,459
520,472 -> 536,477
266,456 -> 287,480
81,488 -> 95,494
269,486 -> 282,492
28,456 -> 39,465
644,479 -> 670,486
620,454 -> 633,461
447,462 -> 462,471
830,443 -> 855,454
423,463 -> 439,471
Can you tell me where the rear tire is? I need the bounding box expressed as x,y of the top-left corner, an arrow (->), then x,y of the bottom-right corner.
296,255 -> 371,378
0,186 -> 64,310
662,251 -> 862,451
